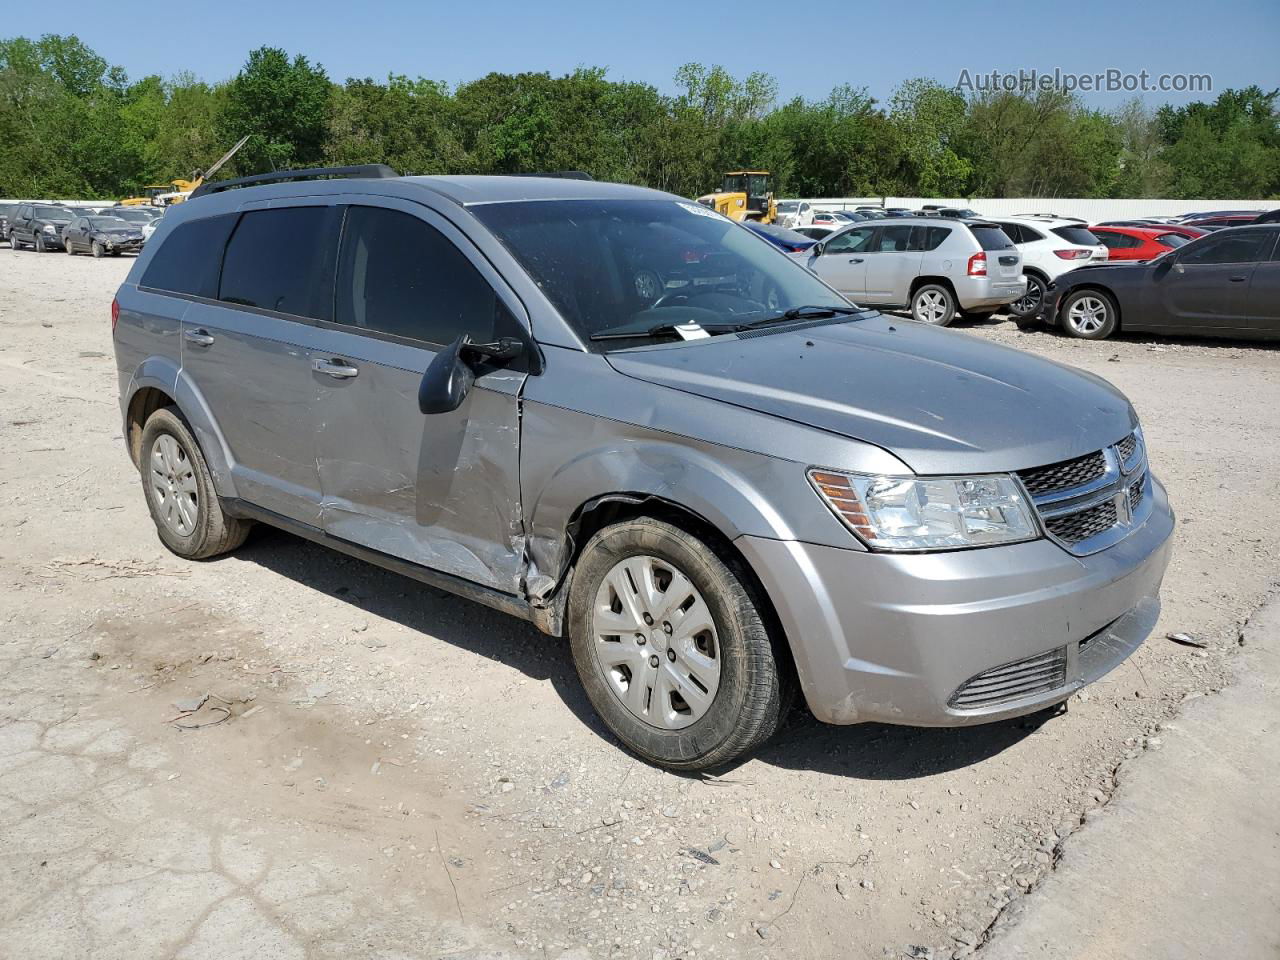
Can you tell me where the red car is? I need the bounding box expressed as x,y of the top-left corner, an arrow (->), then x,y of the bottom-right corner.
1148,224 -> 1209,241
1088,225 -> 1192,261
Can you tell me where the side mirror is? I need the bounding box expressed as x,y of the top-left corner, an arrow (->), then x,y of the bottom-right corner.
811,242 -> 825,257
418,336 -> 476,414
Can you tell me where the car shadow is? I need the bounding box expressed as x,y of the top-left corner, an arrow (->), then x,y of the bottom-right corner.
226,524 -> 1055,780
1003,319 -> 1280,351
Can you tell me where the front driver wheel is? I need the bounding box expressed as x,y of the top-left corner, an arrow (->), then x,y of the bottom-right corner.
1061,289 -> 1118,340
139,407 -> 250,559
568,518 -> 791,770
34,234 -> 46,253
911,283 -> 956,325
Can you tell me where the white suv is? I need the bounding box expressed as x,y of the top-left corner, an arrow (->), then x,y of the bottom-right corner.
991,217 -> 1108,319
775,200 -> 814,229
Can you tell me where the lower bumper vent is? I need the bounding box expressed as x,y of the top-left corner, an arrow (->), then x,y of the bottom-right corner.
949,648 -> 1067,710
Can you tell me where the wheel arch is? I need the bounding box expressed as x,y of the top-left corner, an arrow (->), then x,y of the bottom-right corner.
909,274 -> 958,300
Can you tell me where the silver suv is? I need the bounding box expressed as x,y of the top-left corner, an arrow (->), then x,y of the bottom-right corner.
112,168 -> 1173,770
806,217 -> 1027,325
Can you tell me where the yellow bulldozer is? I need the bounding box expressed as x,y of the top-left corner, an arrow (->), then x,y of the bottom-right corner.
695,170 -> 777,223
119,137 -> 250,207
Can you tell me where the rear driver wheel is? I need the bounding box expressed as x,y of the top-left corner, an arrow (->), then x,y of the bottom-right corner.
568,518 -> 791,770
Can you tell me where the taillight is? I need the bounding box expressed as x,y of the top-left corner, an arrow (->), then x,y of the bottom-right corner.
967,251 -> 987,276
111,296 -> 120,332
1053,249 -> 1092,260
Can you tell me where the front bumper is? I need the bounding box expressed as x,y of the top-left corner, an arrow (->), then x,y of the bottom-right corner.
738,477 -> 1174,726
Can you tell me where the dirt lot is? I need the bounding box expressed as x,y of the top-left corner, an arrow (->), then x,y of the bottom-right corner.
1,248 -> 1277,960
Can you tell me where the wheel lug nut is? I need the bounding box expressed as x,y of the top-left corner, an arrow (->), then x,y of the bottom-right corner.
642,613 -> 654,626
662,622 -> 673,634
666,648 -> 676,662
635,633 -> 646,645
648,655 -> 659,668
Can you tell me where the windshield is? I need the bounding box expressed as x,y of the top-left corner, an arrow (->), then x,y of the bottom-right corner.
474,199 -> 850,348
114,209 -> 153,221
88,217 -> 131,229
777,201 -> 799,212
34,205 -> 70,219
746,174 -> 769,196
722,175 -> 747,194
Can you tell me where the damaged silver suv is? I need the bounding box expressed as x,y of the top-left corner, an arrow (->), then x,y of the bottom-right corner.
112,167 -> 1174,770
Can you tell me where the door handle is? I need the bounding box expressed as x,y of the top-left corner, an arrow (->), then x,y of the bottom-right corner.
183,328 -> 215,347
848,258 -> 864,264
1228,275 -> 1247,282
312,357 -> 359,379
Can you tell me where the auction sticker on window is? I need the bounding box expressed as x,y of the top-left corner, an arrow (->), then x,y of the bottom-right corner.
677,201 -> 726,220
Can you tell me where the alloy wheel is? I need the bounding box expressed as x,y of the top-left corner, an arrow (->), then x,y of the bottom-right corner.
1012,279 -> 1044,315
1066,296 -> 1108,335
149,434 -> 199,537
591,555 -> 721,730
914,290 -> 949,324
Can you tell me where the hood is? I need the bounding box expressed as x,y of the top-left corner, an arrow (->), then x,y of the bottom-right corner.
605,314 -> 1135,475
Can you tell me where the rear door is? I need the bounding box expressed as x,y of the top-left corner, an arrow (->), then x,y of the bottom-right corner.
310,199 -> 529,592
863,224 -> 922,304
177,204 -> 338,525
808,225 -> 876,300
1157,230 -> 1269,332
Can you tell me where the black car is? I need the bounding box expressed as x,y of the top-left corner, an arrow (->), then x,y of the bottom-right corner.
63,215 -> 145,257
1029,225 -> 1280,340
0,203 -> 18,244
9,203 -> 76,251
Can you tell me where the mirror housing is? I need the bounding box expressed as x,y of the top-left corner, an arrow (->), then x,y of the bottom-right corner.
811,241 -> 825,257
418,336 -> 477,414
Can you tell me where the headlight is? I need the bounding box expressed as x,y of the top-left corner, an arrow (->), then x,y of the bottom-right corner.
42,224 -> 56,233
809,468 -> 1038,551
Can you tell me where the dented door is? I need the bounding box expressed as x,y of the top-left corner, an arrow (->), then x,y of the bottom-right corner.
311,200 -> 529,594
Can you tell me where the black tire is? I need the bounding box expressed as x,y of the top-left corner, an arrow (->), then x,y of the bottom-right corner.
139,406 -> 250,560
911,283 -> 956,326
568,517 -> 792,770
91,240 -> 104,258
1010,274 -> 1047,319
65,239 -> 75,255
1060,288 -> 1119,340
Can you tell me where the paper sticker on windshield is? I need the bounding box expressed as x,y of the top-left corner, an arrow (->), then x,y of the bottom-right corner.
673,322 -> 711,340
677,201 -> 725,220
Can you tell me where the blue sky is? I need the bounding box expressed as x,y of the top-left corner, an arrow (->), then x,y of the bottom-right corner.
8,0 -> 1278,109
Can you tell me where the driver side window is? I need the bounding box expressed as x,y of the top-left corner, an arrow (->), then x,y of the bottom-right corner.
1180,233 -> 1268,265
826,226 -> 876,255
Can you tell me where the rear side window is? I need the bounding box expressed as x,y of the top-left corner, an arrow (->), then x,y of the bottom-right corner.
1051,226 -> 1100,245
334,206 -> 497,345
1095,231 -> 1140,250
910,225 -> 951,251
140,214 -> 237,299
969,225 -> 1015,251
219,207 -> 338,320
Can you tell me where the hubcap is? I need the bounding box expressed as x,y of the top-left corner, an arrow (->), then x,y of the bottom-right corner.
634,271 -> 661,302
1067,296 -> 1107,334
914,290 -> 949,324
149,434 -> 198,536
591,555 -> 721,730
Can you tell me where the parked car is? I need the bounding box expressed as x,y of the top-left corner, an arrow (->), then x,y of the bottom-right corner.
935,207 -> 983,219
775,200 -> 814,229
742,221 -> 817,257
1089,226 -> 1191,262
1132,224 -> 1208,241
1034,225 -> 1279,340
882,208 -> 913,218
8,203 -> 74,251
1178,212 -> 1261,229
0,202 -> 17,244
114,168 -> 1172,770
805,218 -> 1025,325
112,206 -> 164,225
792,225 -> 837,240
810,211 -> 853,229
1252,209 -> 1280,224
63,215 -> 145,257
992,217 -> 1108,318
142,216 -> 161,244
831,210 -> 872,222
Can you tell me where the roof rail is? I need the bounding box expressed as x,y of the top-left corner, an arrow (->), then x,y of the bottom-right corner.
514,171 -> 594,181
189,164 -> 399,198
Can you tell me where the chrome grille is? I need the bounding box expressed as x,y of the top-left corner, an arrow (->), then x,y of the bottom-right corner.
1017,451 -> 1107,496
1046,500 -> 1117,543
1017,429 -> 1149,556
949,648 -> 1067,709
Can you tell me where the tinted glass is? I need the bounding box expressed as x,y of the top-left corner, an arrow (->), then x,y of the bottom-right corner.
34,205 -> 70,219
335,206 -> 496,345
877,225 -> 914,252
1156,233 -> 1191,248
140,214 -> 238,298
474,198 -> 848,347
1051,226 -> 1100,245
969,226 -> 1015,251
1095,231 -> 1139,249
89,217 -> 131,229
777,201 -> 799,212
219,207 -> 336,320
911,226 -> 951,251
1180,233 -> 1269,265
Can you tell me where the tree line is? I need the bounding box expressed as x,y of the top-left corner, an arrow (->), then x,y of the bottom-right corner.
2,34 -> 1277,202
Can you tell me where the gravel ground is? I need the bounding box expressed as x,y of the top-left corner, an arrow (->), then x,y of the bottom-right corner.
1,248 -> 1277,960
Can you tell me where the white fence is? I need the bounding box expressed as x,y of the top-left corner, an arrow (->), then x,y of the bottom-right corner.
799,196 -> 1277,222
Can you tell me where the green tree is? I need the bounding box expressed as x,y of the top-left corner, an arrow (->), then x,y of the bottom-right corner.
889,78 -> 971,196
218,46 -> 331,173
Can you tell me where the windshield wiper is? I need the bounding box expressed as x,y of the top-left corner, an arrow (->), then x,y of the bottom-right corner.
589,320 -> 740,342
740,304 -> 864,330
